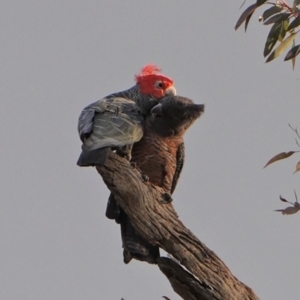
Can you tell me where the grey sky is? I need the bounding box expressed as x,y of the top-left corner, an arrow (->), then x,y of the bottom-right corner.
1,1 -> 299,299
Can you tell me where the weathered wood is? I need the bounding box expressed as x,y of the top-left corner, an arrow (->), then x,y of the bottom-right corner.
96,152 -> 260,300
158,257 -> 218,300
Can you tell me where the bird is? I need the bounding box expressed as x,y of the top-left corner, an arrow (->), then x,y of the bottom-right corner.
105,95 -> 205,264
77,64 -> 176,167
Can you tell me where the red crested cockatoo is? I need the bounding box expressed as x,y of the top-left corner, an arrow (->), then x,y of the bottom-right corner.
77,64 -> 176,166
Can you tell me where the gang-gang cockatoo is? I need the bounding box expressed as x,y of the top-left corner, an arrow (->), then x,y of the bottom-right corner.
77,64 -> 176,166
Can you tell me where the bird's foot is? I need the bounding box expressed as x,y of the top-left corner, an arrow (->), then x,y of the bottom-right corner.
160,193 -> 173,204
142,174 -> 149,182
130,161 -> 137,168
117,144 -> 133,161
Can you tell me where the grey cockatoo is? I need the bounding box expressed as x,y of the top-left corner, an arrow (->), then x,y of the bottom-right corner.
106,95 -> 205,264
77,64 -> 176,166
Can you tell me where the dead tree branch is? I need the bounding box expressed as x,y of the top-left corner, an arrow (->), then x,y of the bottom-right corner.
96,152 -> 259,300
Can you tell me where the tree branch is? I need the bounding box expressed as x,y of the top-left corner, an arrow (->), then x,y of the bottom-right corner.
96,152 -> 260,300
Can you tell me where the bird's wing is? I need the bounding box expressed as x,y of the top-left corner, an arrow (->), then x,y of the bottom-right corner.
78,97 -> 144,151
170,142 -> 185,194
78,99 -> 104,142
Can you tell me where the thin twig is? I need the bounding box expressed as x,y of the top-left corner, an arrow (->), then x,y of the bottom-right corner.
289,123 -> 300,148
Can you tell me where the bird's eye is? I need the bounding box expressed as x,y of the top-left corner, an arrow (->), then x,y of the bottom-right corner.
155,81 -> 164,89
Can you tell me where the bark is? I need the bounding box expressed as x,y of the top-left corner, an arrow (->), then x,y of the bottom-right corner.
96,152 -> 260,300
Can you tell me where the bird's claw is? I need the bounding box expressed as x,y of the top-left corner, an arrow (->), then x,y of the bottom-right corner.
130,162 -> 137,168
160,193 -> 173,204
142,174 -> 149,182
117,144 -> 133,161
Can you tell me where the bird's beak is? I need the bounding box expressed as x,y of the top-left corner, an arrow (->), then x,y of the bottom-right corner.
164,86 -> 176,96
151,103 -> 162,117
196,104 -> 205,113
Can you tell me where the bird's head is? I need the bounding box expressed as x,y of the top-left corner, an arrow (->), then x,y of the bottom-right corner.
150,95 -> 204,136
135,64 -> 176,99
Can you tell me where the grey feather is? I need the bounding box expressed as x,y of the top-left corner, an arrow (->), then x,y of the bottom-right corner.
78,97 -> 144,152
76,147 -> 110,167
105,194 -> 120,221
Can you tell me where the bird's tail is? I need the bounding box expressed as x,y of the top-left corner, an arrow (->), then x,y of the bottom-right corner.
76,147 -> 110,167
119,209 -> 160,264
105,193 -> 121,221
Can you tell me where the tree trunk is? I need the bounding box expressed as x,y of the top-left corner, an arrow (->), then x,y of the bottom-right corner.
96,152 -> 260,300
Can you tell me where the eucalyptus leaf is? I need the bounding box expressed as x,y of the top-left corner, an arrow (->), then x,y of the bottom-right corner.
263,151 -> 298,168
264,12 -> 289,25
274,206 -> 300,215
235,3 -> 257,30
284,44 -> 300,61
293,161 -> 300,174
279,196 -> 289,203
245,11 -> 255,31
291,40 -> 297,69
288,15 -> 300,31
256,0 -> 267,7
262,5 -> 283,22
266,32 -> 297,62
263,21 -> 282,57
278,19 -> 289,42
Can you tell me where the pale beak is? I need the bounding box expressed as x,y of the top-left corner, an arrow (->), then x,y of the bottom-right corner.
164,86 -> 176,96
196,104 -> 205,113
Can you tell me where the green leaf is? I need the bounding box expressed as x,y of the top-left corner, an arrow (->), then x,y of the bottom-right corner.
278,19 -> 289,42
245,11 -> 255,31
284,44 -> 300,61
235,3 -> 257,31
262,5 -> 283,22
266,32 -> 298,62
256,0 -> 267,7
264,12 -> 289,25
264,21 -> 282,57
288,15 -> 300,31
291,40 -> 296,70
